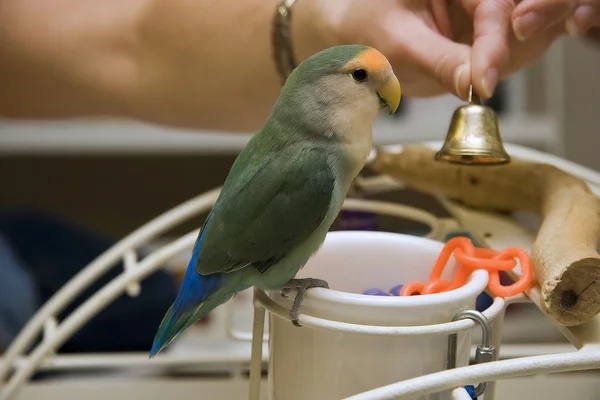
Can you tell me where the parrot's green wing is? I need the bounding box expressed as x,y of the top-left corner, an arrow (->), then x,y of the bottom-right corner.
195,147 -> 336,275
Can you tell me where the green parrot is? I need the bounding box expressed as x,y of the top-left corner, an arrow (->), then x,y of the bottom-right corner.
150,44 -> 401,357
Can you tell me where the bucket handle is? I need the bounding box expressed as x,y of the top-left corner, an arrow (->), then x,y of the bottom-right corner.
225,298 -> 269,342
447,310 -> 497,398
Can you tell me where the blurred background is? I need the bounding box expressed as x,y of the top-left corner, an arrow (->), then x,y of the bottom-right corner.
0,36 -> 599,399
2,37 -> 599,236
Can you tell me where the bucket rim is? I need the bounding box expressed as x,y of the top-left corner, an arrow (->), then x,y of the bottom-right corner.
271,231 -> 490,309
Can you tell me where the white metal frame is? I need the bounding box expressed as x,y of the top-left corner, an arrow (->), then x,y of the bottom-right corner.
2,141 -> 600,400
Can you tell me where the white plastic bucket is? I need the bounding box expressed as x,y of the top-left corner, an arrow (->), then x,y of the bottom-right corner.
267,231 -> 489,400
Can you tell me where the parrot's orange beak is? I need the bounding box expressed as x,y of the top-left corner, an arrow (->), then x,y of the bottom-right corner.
378,74 -> 401,115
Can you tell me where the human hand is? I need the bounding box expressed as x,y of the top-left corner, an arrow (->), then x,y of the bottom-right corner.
293,0 -> 566,100
512,0 -> 600,39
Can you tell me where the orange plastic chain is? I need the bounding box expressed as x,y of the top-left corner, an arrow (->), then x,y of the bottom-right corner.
400,236 -> 534,298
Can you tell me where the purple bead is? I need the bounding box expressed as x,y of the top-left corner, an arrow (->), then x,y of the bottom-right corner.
339,210 -> 378,231
363,288 -> 390,296
389,284 -> 404,296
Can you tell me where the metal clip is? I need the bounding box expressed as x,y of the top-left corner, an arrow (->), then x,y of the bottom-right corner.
447,310 -> 496,398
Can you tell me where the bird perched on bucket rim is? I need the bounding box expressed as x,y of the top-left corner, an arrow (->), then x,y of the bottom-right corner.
150,44 -> 401,357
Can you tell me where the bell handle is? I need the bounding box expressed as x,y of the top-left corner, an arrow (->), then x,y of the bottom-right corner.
468,85 -> 482,105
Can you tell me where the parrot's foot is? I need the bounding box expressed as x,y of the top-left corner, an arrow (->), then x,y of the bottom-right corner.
281,278 -> 329,327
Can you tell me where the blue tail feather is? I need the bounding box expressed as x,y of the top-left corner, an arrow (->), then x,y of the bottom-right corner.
149,267 -> 223,357
150,215 -> 224,357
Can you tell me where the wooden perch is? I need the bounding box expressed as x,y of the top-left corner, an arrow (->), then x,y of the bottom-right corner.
370,145 -> 600,327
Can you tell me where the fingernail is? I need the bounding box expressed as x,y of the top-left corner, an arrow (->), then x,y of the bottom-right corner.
573,5 -> 596,33
482,69 -> 498,99
455,64 -> 469,100
513,12 -> 543,41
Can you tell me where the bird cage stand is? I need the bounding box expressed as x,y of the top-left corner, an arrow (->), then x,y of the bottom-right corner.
1,141 -> 600,400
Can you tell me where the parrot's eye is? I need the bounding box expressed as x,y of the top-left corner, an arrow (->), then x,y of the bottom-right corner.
351,68 -> 369,82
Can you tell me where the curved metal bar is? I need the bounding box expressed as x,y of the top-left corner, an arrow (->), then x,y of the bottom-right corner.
0,188 -> 221,381
342,198 -> 442,239
343,346 -> 600,400
254,288 -> 511,338
0,231 -> 199,400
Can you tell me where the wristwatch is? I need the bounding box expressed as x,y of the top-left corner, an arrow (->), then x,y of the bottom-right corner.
272,0 -> 298,85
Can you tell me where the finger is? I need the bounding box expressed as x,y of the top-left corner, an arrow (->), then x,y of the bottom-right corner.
565,2 -> 600,36
503,18 -> 566,76
512,0 -> 575,40
388,14 -> 472,98
431,0 -> 453,38
471,0 -> 513,99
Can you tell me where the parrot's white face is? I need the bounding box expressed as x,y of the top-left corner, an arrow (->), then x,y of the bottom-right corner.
270,46 -> 400,176
317,48 -> 401,169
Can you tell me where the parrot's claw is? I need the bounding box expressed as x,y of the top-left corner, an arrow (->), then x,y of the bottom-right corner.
280,278 -> 330,327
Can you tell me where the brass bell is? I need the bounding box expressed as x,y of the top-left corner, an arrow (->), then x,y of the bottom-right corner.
435,86 -> 511,165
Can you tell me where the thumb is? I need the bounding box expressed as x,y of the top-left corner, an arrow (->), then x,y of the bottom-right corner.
389,15 -> 472,99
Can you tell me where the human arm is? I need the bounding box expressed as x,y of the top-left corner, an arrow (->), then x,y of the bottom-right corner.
0,0 -> 328,132
0,0 -> 578,132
